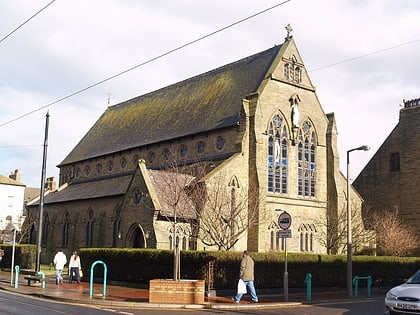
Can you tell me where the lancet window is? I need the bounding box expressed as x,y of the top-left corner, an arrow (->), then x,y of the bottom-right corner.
297,121 -> 316,197
267,114 -> 288,193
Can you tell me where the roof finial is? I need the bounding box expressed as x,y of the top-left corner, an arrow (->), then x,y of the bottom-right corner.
285,23 -> 293,40
107,91 -> 112,107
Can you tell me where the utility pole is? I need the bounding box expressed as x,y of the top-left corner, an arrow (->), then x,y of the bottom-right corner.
35,112 -> 49,273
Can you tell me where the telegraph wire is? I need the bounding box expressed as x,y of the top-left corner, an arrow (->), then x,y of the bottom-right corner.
309,38 -> 420,72
0,0 -> 291,127
0,0 -> 56,44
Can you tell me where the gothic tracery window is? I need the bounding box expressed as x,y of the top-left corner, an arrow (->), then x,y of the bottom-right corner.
267,114 -> 288,193
297,121 -> 316,197
283,55 -> 302,83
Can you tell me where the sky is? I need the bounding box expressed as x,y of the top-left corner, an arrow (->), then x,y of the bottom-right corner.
1,0 -> 419,188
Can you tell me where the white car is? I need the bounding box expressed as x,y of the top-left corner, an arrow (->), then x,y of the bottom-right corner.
385,270 -> 420,315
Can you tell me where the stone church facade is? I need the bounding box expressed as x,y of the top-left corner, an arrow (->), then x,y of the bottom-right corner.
26,32 -> 369,262
353,98 -> 420,253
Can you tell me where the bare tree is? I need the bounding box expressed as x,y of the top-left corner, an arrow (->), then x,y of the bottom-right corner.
156,159 -> 261,252
367,208 -> 417,256
191,171 -> 260,251
150,162 -> 197,280
317,202 -> 375,255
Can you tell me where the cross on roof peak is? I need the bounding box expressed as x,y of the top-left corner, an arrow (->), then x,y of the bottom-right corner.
285,23 -> 293,40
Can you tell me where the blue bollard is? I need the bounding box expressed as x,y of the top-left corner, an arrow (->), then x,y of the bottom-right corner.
353,275 -> 373,298
367,276 -> 372,297
305,273 -> 312,301
353,276 -> 359,298
14,265 -> 20,288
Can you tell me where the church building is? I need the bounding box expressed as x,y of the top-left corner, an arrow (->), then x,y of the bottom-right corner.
26,29 -> 370,262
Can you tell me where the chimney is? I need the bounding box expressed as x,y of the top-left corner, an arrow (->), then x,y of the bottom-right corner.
45,176 -> 56,191
9,169 -> 21,182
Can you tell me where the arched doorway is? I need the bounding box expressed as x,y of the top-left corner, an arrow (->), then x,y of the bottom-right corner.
127,224 -> 146,248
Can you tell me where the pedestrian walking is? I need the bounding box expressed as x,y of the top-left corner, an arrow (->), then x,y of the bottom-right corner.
68,250 -> 82,284
233,250 -> 258,303
53,249 -> 67,285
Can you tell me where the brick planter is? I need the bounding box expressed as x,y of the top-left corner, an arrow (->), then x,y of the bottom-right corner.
149,279 -> 205,304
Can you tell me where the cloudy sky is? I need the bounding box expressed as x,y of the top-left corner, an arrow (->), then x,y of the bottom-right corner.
1,0 -> 419,187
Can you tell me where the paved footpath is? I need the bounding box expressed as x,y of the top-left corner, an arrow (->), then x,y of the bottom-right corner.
0,271 -> 386,309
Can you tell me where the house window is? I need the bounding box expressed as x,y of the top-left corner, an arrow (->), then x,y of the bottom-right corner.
390,152 -> 400,172
297,121 -> 316,197
267,114 -> 288,193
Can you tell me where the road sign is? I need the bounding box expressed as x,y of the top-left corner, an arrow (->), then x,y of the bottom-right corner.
278,230 -> 292,238
278,211 -> 292,230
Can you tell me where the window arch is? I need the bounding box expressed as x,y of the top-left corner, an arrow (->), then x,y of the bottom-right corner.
267,114 -> 288,193
297,121 -> 316,197
298,223 -> 316,252
62,212 -> 70,248
283,55 -> 302,83
168,225 -> 190,250
112,207 -> 121,247
41,213 -> 49,247
86,208 -> 95,247
268,221 -> 285,251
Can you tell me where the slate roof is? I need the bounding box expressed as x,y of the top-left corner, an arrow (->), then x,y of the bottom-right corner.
0,174 -> 25,186
148,169 -> 196,219
59,44 -> 283,166
29,174 -> 132,205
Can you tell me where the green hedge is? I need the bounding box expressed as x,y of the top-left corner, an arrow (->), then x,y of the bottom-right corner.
0,244 -> 36,270
77,249 -> 420,290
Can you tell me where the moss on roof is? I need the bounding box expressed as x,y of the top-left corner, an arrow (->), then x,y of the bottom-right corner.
60,45 -> 282,166
0,174 -> 25,186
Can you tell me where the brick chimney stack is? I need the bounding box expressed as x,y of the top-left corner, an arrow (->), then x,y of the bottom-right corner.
46,176 -> 56,191
9,169 -> 21,182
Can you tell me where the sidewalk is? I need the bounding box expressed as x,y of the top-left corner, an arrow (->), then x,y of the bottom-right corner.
0,271 -> 386,309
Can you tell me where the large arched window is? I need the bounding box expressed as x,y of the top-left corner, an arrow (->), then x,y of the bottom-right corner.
297,121 -> 316,197
267,114 -> 288,193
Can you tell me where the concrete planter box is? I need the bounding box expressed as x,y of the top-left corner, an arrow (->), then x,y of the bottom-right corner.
149,279 -> 205,304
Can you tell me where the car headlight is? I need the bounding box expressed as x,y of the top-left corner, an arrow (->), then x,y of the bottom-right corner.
386,291 -> 398,301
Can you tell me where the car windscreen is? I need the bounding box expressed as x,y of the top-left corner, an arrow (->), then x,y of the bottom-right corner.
406,271 -> 420,284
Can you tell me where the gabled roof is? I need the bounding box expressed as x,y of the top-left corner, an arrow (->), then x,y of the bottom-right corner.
59,44 -> 283,166
148,169 -> 196,219
28,174 -> 132,206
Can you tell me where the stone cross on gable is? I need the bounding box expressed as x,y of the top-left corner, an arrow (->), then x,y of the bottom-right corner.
285,23 -> 293,39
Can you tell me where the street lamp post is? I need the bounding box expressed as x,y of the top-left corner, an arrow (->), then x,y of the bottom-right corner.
346,145 -> 370,298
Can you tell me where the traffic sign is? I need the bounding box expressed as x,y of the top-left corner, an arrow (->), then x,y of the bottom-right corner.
278,211 -> 292,230
278,230 -> 292,238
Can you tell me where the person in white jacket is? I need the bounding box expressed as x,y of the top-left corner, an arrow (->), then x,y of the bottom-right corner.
53,249 -> 67,285
68,250 -> 82,284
